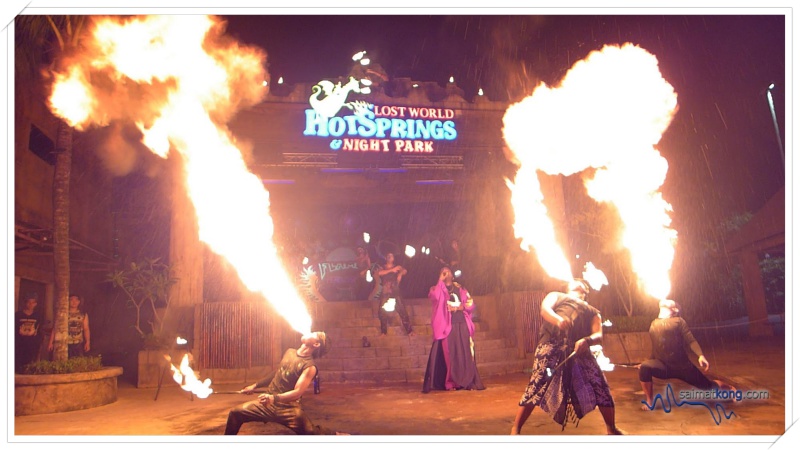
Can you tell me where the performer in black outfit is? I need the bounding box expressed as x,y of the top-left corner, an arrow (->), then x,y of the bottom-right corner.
639,299 -> 736,409
224,331 -> 347,435
511,279 -> 623,435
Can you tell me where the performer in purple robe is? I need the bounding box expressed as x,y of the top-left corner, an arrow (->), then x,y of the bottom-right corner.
422,266 -> 485,392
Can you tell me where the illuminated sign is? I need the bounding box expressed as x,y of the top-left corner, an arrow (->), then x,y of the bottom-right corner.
303,77 -> 458,153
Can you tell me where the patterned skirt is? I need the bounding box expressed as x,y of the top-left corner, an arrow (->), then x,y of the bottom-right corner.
519,338 -> 614,428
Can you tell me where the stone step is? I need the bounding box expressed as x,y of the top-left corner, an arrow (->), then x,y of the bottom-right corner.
325,327 -> 508,349
318,359 -> 530,385
309,298 -> 527,385
316,309 -> 486,327
319,342 -> 520,370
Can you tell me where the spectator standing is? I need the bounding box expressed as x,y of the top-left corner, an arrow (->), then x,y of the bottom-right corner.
50,294 -> 90,358
15,292 -> 44,372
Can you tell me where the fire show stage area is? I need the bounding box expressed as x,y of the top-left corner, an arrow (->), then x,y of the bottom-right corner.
12,11 -> 786,441
13,335 -> 784,437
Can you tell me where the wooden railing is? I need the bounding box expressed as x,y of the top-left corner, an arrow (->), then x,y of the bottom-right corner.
194,302 -> 277,370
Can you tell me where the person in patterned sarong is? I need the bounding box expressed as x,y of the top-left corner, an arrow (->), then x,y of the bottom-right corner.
511,279 -> 624,435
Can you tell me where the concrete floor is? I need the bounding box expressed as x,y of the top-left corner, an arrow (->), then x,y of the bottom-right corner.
11,335 -> 788,444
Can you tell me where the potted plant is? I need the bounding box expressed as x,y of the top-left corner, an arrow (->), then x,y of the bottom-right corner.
107,257 -> 178,387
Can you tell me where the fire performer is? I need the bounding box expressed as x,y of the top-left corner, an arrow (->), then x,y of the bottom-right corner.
511,279 -> 624,435
375,252 -> 414,336
422,266 -> 485,392
224,331 -> 346,435
639,299 -> 737,410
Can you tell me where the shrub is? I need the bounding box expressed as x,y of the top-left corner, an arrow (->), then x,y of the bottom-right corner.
22,355 -> 103,375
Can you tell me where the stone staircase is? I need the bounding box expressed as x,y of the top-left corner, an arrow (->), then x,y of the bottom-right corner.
310,298 -> 530,385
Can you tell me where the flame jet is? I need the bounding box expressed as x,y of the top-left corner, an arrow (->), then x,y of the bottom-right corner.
48,15 -> 312,333
503,44 -> 678,300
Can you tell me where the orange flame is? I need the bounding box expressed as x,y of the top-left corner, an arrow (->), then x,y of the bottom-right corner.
165,354 -> 213,398
503,44 -> 678,299
47,15 -> 313,333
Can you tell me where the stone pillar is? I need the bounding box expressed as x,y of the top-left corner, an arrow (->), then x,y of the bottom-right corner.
739,249 -> 773,337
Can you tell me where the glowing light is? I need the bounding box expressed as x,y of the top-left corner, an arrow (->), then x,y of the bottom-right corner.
602,319 -> 613,327
366,271 -> 373,283
412,84 -> 419,88
360,78 -> 372,86
449,76 -> 454,83
382,298 -> 396,312
360,58 -> 370,65
502,44 -> 678,299
405,245 -> 416,258
582,262 -> 609,291
363,232 -> 370,243
47,15 -> 313,333
262,80 -> 268,87
591,345 -> 615,372
454,269 -> 462,278
361,87 -> 371,94
352,51 -> 366,61
176,337 -> 188,345
302,257 -> 309,265
478,88 -> 484,96
278,77 -> 284,84
48,65 -> 95,130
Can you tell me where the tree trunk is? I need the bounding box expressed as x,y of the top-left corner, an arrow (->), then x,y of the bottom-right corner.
52,119 -> 73,361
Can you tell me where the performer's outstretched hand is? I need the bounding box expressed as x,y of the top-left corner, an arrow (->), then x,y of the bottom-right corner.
698,355 -> 710,372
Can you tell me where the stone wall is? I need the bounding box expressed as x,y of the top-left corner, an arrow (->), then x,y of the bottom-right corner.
15,367 -> 123,416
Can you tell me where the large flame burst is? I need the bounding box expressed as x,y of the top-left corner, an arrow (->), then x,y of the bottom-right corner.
48,15 -> 312,333
503,44 -> 678,300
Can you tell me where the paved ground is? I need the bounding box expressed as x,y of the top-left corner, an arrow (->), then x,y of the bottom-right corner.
11,335 -> 788,445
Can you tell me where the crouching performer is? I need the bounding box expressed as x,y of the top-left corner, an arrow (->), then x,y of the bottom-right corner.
224,331 -> 347,435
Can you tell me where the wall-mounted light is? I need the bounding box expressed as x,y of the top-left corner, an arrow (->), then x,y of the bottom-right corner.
415,179 -> 454,185
262,179 -> 295,184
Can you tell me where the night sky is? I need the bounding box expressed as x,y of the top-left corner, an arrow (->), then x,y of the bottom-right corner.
221,14 -> 785,251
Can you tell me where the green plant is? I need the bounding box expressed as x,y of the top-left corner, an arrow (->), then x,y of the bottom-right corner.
22,355 -> 103,375
107,257 -> 178,347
